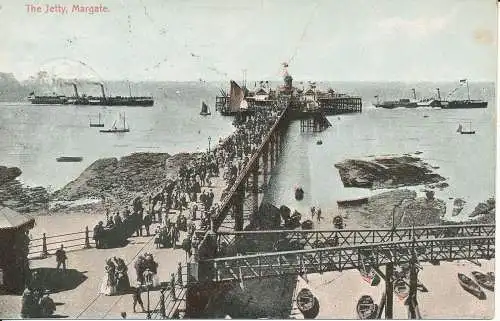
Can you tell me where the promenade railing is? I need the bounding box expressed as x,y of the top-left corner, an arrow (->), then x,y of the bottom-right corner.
28,227 -> 93,259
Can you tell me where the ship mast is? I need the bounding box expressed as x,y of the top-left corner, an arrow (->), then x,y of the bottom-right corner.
465,79 -> 471,101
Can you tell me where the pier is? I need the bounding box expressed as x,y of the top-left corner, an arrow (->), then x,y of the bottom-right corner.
3,76 -> 494,320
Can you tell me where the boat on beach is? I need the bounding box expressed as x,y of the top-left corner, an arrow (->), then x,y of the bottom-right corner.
458,273 -> 486,298
100,113 -> 130,133
56,156 -> 83,162
200,101 -> 211,116
89,112 -> 104,127
471,271 -> 494,291
356,295 -> 378,319
394,278 -> 409,300
296,288 -> 319,319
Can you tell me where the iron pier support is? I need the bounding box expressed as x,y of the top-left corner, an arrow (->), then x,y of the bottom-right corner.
385,263 -> 394,319
233,185 -> 244,231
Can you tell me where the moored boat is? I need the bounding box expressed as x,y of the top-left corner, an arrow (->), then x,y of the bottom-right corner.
100,113 -> 130,133
356,295 -> 378,319
89,112 -> 104,127
296,288 -> 319,319
458,273 -> 485,298
457,122 -> 475,135
294,187 -> 304,200
56,156 -> 83,162
471,271 -> 494,291
394,278 -> 409,300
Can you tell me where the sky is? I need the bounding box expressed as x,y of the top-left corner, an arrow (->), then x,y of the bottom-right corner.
0,0 -> 497,82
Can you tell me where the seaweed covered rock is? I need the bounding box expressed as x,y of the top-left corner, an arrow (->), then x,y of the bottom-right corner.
53,153 -> 171,205
334,156 -> 446,189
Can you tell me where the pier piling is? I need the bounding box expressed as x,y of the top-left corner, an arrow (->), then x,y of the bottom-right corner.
385,263 -> 394,319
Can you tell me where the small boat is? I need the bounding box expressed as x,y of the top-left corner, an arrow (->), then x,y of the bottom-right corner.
100,113 -> 130,133
423,115 -> 429,118
356,295 -> 378,319
457,122 -> 475,135
394,278 -> 409,300
458,273 -> 485,298
359,253 -> 381,286
296,288 -> 319,319
89,112 -> 104,127
316,140 -> 322,145
337,197 -> 368,207
333,215 -> 344,229
56,156 -> 83,162
295,187 -> 304,200
200,101 -> 211,116
471,271 -> 494,291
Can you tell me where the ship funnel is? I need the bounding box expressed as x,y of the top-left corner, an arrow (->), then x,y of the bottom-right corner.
72,83 -> 79,98
436,88 -> 441,101
99,83 -> 106,99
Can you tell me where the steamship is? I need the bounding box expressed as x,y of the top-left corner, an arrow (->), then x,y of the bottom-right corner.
28,82 -> 154,107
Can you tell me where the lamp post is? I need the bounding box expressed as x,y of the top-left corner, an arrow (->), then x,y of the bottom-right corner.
208,136 -> 211,154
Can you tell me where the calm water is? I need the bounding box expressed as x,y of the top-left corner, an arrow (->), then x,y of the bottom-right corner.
0,82 -> 495,219
266,101 -> 496,221
0,82 -> 235,189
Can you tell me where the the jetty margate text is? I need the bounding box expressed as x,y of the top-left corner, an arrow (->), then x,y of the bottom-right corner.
25,3 -> 109,14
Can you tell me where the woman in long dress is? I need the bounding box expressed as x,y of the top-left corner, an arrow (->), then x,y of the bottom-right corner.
115,258 -> 130,293
99,259 -> 116,296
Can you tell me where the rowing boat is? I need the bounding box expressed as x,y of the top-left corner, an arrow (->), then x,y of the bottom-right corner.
471,271 -> 494,291
356,295 -> 378,319
458,273 -> 485,298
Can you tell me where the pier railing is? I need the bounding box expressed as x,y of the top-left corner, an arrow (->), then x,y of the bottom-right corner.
212,100 -> 291,231
28,227 -> 93,259
199,235 -> 495,282
195,223 -> 495,256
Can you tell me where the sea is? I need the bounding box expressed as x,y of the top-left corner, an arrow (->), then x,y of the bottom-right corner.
0,81 -> 495,220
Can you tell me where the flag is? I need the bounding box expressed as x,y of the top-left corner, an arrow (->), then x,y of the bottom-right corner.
460,79 -> 467,83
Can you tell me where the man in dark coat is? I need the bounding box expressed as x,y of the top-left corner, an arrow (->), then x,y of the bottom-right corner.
134,213 -> 143,237
93,221 -> 104,248
55,245 -> 67,271
143,212 -> 152,236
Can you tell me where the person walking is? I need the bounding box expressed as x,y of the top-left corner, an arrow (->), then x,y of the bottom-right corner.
316,207 -> 322,223
55,245 -> 67,271
310,206 -> 316,220
143,212 -> 152,237
131,286 -> 145,313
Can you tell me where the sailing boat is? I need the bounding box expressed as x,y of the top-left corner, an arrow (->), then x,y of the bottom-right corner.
100,113 -> 130,133
89,112 -> 104,127
200,101 -> 211,116
457,121 -> 475,135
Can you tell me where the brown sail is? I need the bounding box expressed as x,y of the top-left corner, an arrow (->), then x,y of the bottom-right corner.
229,80 -> 244,113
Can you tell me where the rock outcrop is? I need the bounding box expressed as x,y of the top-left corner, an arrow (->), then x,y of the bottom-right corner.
334,156 -> 446,189
53,153 -> 171,206
339,189 -> 446,228
0,166 -> 49,213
